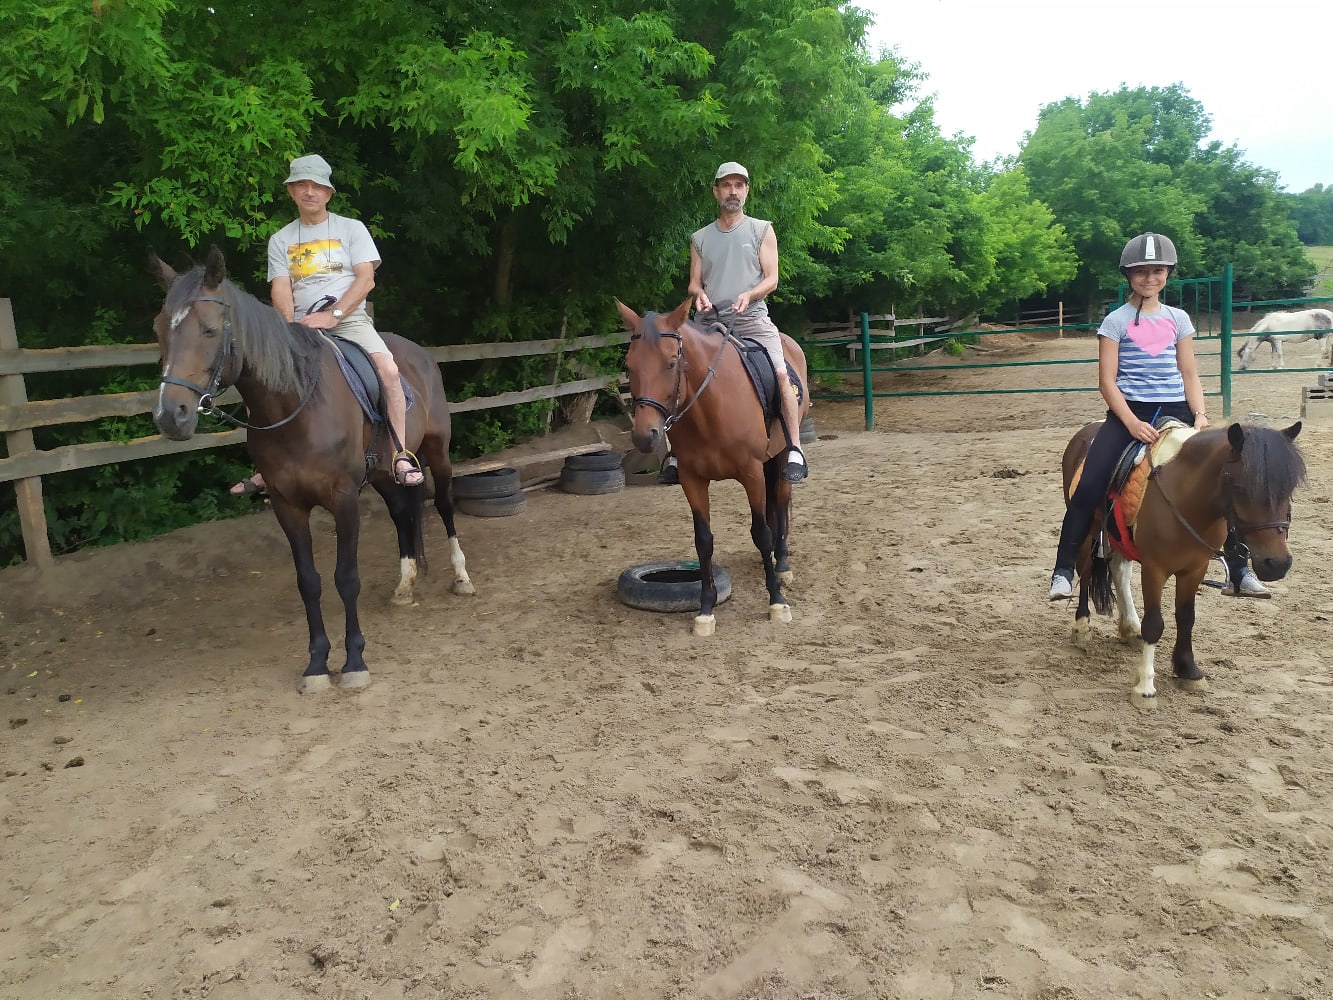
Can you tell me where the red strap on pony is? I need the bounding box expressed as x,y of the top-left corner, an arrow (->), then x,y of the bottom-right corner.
1105,489 -> 1142,563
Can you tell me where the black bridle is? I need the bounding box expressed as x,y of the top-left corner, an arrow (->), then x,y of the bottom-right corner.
627,315 -> 731,431
1147,456 -> 1292,559
159,294 -> 315,432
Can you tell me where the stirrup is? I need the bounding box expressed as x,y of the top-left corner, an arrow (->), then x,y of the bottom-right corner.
392,449 -> 424,486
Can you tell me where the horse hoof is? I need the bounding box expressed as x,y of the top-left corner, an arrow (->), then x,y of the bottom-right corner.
777,569 -> 794,586
338,670 -> 371,691
391,590 -> 414,607
693,614 -> 716,637
1130,692 -> 1158,711
453,579 -> 476,596
299,673 -> 332,695
769,603 -> 792,624
1175,677 -> 1209,693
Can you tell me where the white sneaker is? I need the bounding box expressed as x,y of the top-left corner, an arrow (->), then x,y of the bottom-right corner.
1223,568 -> 1271,598
1048,571 -> 1073,600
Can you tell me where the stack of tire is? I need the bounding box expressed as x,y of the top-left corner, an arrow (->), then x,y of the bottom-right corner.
800,415 -> 817,445
559,450 -> 625,495
451,467 -> 526,517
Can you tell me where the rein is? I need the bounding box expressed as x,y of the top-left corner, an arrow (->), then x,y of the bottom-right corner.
161,294 -> 317,432
629,318 -> 731,431
1146,447 -> 1292,559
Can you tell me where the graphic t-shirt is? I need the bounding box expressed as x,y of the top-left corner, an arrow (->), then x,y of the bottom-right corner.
266,213 -> 380,318
1098,301 -> 1194,402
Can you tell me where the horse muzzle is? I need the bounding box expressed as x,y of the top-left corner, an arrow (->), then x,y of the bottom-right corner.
153,396 -> 201,441
1250,552 -> 1293,582
630,423 -> 663,455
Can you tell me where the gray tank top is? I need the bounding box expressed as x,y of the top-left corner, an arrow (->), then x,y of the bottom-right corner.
691,217 -> 773,322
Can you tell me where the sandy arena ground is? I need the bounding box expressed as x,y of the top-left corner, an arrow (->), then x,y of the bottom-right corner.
2,332 -> 1332,999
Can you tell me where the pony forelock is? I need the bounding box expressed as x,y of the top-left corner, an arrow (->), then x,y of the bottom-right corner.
1238,425 -> 1307,508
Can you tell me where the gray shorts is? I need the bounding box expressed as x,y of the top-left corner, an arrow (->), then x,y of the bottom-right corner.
331,311 -> 388,356
730,312 -> 786,374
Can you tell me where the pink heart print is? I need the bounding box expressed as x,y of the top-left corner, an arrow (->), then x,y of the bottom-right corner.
1125,315 -> 1175,356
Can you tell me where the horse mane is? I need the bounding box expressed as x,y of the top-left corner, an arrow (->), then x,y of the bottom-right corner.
165,265 -> 324,395
640,310 -> 721,347
1232,425 -> 1307,508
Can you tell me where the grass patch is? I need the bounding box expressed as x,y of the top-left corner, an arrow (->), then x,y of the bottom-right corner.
1308,245 -> 1333,299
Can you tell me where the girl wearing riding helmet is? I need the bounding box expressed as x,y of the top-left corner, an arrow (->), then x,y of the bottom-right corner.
1048,232 -> 1211,600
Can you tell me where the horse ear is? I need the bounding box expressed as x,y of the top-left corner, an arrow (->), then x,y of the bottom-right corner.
664,298 -> 692,330
204,245 -> 227,287
614,298 -> 642,333
148,252 -> 178,290
1283,420 -> 1302,441
1227,423 -> 1245,454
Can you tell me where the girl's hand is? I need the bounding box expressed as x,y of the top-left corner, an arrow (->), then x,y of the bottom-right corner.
1131,419 -> 1159,444
1194,412 -> 1210,430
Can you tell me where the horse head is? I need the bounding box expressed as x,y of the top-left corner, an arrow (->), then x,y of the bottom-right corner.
618,298 -> 692,455
1222,421 -> 1306,582
151,246 -> 238,441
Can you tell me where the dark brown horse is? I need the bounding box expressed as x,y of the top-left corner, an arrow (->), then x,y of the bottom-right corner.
1061,421 -> 1304,708
151,248 -> 474,693
617,299 -> 810,635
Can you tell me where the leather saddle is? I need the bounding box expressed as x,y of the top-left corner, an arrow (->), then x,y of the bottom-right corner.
1068,417 -> 1195,561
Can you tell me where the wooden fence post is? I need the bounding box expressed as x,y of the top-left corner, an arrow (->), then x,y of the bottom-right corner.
0,299 -> 54,566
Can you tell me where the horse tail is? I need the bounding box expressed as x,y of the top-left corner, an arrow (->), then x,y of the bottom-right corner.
413,488 -> 429,576
1088,554 -> 1114,616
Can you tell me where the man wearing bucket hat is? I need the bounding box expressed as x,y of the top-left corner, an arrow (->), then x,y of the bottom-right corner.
661,160 -> 806,484
230,153 -> 422,494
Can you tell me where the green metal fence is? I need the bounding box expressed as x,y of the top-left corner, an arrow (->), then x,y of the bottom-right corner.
803,264 -> 1333,430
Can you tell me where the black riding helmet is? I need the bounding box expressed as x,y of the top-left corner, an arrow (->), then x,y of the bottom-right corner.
1119,232 -> 1178,276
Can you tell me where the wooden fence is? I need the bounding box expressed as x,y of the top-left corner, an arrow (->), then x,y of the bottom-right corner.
0,298 -> 629,568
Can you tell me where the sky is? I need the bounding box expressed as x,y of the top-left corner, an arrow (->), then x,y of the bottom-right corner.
859,0 -> 1331,193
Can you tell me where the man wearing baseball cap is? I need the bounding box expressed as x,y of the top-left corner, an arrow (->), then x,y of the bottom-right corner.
232,153 -> 422,493
679,160 -> 806,483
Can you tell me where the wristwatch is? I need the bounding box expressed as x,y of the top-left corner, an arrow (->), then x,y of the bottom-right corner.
331,308 -> 345,320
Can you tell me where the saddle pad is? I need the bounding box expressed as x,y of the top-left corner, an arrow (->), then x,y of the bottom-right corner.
1065,418 -> 1193,509
1112,420 -> 1195,530
733,335 -> 804,420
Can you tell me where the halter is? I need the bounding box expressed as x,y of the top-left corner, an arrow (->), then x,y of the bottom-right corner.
627,315 -> 730,431
160,295 -> 234,409
159,293 -> 316,432
1147,453 -> 1292,559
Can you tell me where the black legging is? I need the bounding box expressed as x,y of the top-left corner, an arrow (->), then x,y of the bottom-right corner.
1054,399 -> 1196,573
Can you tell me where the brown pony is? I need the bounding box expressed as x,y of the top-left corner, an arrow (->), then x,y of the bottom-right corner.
1061,421 -> 1305,708
151,248 -> 475,693
617,299 -> 810,636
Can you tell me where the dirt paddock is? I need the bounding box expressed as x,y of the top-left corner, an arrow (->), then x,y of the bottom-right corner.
2,335 -> 1332,999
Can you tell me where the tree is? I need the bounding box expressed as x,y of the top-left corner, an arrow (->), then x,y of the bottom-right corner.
1287,184 -> 1333,245
1020,84 -> 1312,313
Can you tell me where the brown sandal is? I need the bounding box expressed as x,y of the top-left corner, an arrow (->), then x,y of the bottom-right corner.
392,450 -> 424,487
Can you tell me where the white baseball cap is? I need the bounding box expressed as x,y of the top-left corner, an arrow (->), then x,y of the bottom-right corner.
713,161 -> 749,182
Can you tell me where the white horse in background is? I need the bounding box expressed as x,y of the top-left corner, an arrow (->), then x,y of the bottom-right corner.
1235,308 -> 1333,370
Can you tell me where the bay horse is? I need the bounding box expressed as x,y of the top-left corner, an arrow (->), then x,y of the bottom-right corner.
151,247 -> 475,693
1234,308 -> 1333,370
617,299 -> 810,636
1060,420 -> 1305,708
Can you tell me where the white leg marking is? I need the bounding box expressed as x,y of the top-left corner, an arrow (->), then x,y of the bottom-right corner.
1131,640 -> 1158,708
391,556 -> 418,606
693,614 -> 716,637
768,602 -> 792,624
1111,555 -> 1141,643
450,537 -> 476,595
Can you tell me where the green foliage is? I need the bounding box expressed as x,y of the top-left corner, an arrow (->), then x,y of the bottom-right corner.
1287,185 -> 1333,245
1,2 -> 1320,566
1021,84 -> 1313,314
